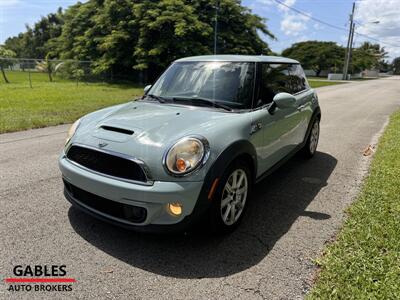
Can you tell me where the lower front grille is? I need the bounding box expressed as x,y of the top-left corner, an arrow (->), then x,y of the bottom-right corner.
64,180 -> 147,224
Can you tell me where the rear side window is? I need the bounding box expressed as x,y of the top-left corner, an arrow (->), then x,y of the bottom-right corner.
256,63 -> 292,107
288,64 -> 309,93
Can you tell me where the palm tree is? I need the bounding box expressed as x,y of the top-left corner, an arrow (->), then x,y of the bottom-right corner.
35,54 -> 63,82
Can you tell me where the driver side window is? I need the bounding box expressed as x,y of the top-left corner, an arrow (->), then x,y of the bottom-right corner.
256,63 -> 291,108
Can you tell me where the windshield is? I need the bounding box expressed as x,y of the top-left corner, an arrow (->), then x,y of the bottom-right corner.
148,61 -> 255,109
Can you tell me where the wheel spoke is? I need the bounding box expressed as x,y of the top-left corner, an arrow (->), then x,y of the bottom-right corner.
230,204 -> 236,221
232,171 -> 238,188
225,182 -> 233,193
223,204 -> 231,221
221,196 -> 231,208
237,173 -> 245,188
237,186 -> 247,194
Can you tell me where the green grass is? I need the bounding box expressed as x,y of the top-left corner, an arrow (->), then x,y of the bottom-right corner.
308,110 -> 400,299
308,80 -> 347,88
350,77 -> 379,81
0,71 -> 144,133
0,71 -> 348,133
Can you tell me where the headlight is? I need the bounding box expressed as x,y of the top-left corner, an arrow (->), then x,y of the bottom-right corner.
65,118 -> 81,145
164,136 -> 210,176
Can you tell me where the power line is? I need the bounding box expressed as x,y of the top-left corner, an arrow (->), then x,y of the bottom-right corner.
272,0 -> 400,48
273,0 -> 348,32
354,32 -> 400,48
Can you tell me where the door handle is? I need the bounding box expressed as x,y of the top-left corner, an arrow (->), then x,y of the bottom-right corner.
250,122 -> 263,135
297,104 -> 306,111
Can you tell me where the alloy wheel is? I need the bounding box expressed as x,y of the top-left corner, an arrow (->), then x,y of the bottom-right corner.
309,121 -> 319,154
220,169 -> 248,226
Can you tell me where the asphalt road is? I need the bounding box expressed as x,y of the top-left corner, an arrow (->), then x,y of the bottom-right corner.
1,77 -> 399,299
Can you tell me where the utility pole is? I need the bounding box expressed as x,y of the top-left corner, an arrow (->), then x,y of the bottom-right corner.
348,23 -> 356,75
343,2 -> 356,80
214,1 -> 219,55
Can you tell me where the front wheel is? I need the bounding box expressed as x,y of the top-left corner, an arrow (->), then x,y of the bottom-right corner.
208,161 -> 252,234
302,118 -> 320,158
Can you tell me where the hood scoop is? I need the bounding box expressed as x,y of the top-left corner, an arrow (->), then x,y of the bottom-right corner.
100,125 -> 134,135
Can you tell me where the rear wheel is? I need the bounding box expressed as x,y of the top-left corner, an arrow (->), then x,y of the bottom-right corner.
208,161 -> 252,234
302,118 -> 320,158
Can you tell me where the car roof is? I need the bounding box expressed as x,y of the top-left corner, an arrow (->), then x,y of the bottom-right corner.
174,55 -> 299,64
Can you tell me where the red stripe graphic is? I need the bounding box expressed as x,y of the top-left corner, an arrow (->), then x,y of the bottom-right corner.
5,278 -> 76,283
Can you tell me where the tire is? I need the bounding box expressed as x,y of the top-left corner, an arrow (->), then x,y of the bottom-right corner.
302,117 -> 320,158
208,160 -> 252,234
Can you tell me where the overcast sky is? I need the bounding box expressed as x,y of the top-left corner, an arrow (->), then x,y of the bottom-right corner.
1,0 -> 399,60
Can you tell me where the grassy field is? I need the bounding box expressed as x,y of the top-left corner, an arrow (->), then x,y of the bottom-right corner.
0,71 -> 346,133
308,80 -> 347,88
0,71 -> 144,133
308,110 -> 400,299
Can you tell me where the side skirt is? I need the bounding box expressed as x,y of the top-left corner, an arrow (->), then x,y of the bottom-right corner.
255,143 -> 304,184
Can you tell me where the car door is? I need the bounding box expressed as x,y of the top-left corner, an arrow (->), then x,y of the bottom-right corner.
287,64 -> 314,144
250,63 -> 303,177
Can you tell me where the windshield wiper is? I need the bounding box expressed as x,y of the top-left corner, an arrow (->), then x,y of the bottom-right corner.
172,97 -> 233,111
145,94 -> 168,103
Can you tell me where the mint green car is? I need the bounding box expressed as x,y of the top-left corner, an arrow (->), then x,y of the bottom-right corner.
59,55 -> 321,234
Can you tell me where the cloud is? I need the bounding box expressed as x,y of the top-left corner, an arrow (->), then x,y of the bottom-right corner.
259,0 -> 311,36
354,0 -> 400,60
281,14 -> 310,36
256,0 -> 297,12
277,0 -> 311,37
277,0 -> 296,12
313,23 -> 324,30
0,0 -> 21,7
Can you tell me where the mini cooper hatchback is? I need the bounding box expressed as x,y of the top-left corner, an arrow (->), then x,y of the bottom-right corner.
59,55 -> 321,234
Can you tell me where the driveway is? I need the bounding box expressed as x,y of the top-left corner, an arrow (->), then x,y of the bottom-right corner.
1,77 -> 399,299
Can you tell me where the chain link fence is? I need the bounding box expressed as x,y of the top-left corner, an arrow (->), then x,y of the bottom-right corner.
0,57 -> 141,87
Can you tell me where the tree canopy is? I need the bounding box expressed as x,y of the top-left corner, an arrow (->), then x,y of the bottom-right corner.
393,57 -> 400,75
4,0 -> 274,81
351,42 -> 387,73
4,8 -> 64,58
282,41 -> 344,76
282,40 -> 388,76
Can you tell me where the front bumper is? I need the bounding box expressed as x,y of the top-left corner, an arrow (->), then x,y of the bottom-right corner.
59,156 -> 205,231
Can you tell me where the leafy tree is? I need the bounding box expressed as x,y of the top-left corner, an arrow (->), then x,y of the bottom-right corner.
0,47 -> 16,83
3,34 -> 24,56
133,0 -> 274,80
55,1 -> 100,61
5,0 -> 274,81
132,0 -> 212,79
4,8 -> 64,58
84,0 -> 139,77
351,42 -> 387,73
282,41 -> 345,76
393,57 -> 400,75
54,0 -> 274,81
196,0 -> 274,54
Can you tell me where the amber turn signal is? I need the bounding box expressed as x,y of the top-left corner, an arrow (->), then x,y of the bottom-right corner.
176,158 -> 187,172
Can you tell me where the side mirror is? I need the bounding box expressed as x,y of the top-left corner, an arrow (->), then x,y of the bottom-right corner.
144,85 -> 152,94
273,92 -> 296,109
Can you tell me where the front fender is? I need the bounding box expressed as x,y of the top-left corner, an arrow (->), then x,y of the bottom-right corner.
198,140 -> 257,203
186,139 -> 257,225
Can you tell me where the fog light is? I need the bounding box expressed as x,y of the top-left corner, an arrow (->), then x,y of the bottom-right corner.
168,203 -> 182,216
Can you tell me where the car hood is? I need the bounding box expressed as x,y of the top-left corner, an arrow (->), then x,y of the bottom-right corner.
71,100 -> 248,182
91,101 -> 231,144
